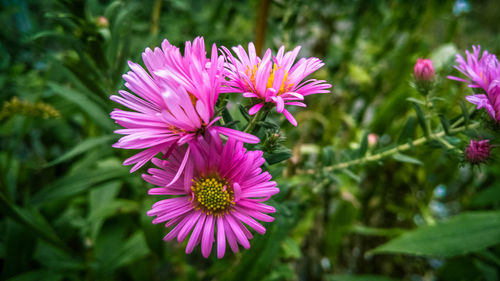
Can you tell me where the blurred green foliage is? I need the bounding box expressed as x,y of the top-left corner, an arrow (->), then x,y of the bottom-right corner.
1,0 -> 500,280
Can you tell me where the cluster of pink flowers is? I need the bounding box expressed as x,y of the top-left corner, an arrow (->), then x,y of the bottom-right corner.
448,45 -> 500,123
110,37 -> 331,258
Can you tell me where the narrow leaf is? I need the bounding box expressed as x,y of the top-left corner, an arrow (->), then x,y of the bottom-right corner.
439,114 -> 451,135
411,102 -> 428,137
46,135 -> 116,166
48,82 -> 113,131
369,211 -> 500,257
397,116 -> 416,144
392,153 -> 423,165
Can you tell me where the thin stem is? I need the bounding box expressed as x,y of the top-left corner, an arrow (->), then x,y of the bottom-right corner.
300,122 -> 479,174
255,0 -> 271,56
150,0 -> 162,35
244,109 -> 264,133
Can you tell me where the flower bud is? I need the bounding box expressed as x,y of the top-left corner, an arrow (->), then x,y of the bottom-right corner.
465,139 -> 491,164
414,58 -> 435,95
367,133 -> 378,147
96,16 -> 109,28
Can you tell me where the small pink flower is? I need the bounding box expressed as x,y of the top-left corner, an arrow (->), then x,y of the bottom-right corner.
414,58 -> 435,82
465,139 -> 491,164
110,37 -> 259,176
222,43 -> 331,126
144,135 -> 278,258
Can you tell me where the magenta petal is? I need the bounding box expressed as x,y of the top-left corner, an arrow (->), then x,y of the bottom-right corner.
167,145 -> 190,187
248,103 -> 264,115
186,213 -> 206,254
217,216 -> 226,259
282,109 -> 298,126
213,126 -> 260,144
201,215 -> 215,258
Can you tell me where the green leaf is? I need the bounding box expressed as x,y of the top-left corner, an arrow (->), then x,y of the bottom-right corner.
357,132 -> 368,157
470,185 -> 500,208
48,82 -> 113,131
439,114 -> 451,135
46,135 -> 116,166
30,167 -> 128,206
460,101 -> 470,126
6,270 -> 64,281
322,146 -> 334,166
397,116 -> 416,144
239,104 -> 250,121
411,102 -> 428,137
406,97 -> 425,105
0,194 -> 68,252
392,153 -> 423,166
108,231 -> 151,269
369,211 -> 500,257
328,275 -> 401,281
264,147 -> 292,165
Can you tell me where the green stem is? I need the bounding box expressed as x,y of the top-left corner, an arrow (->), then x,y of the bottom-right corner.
304,121 -> 479,174
244,109 -> 264,133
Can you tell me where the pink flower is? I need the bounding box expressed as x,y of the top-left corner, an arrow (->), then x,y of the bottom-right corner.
448,46 -> 500,123
144,135 -> 278,258
222,43 -> 331,126
110,37 -> 259,175
414,58 -> 435,82
465,139 -> 491,164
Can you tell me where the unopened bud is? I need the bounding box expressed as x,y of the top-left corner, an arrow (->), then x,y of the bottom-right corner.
414,58 -> 435,95
96,16 -> 109,28
367,133 -> 377,147
465,139 -> 490,164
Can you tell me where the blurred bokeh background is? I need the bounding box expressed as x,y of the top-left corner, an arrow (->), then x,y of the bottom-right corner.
1,0 -> 500,280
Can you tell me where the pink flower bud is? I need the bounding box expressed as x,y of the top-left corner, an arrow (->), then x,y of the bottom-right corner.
465,139 -> 490,164
368,133 -> 377,147
96,16 -> 109,28
414,58 -> 435,82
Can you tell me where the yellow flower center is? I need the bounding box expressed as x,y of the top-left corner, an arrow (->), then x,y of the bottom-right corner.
247,64 -> 291,96
191,177 -> 234,215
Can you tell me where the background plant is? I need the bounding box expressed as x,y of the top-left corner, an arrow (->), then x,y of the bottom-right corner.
1,0 -> 500,281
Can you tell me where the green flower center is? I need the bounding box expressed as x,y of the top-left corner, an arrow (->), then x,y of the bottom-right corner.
191,177 -> 234,215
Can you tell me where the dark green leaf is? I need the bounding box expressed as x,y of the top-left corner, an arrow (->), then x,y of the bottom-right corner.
412,102 -> 428,137
397,116 -> 416,144
328,275 -> 402,281
46,135 -> 116,166
369,211 -> 500,257
439,114 -> 451,135
264,147 -> 292,165
358,132 -> 368,157
48,82 -> 113,131
30,167 -> 128,206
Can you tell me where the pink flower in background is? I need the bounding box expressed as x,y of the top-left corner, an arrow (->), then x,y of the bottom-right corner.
414,58 -> 435,82
465,139 -> 491,164
448,46 -> 500,123
222,43 -> 331,126
110,37 -> 259,175
144,135 -> 278,258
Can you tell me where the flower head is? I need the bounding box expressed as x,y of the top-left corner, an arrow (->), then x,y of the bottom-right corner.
144,135 -> 278,258
414,58 -> 435,82
465,139 -> 491,165
110,37 -> 259,175
448,46 -> 500,123
222,43 -> 331,126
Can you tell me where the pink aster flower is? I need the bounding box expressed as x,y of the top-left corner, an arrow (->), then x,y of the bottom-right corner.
144,134 -> 278,258
222,43 -> 331,126
465,139 -> 491,164
110,37 -> 259,175
448,45 -> 500,123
